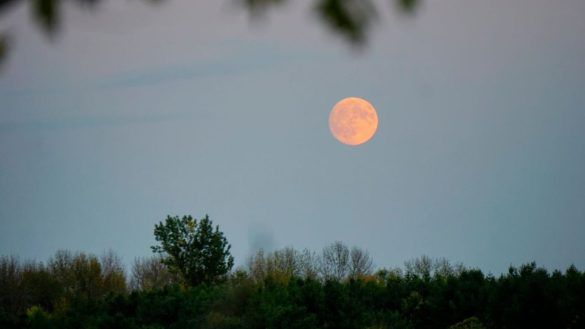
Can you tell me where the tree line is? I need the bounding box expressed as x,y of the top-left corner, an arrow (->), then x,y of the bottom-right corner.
1,214 -> 584,328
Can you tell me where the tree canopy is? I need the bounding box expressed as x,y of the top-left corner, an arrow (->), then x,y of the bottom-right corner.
151,214 -> 234,286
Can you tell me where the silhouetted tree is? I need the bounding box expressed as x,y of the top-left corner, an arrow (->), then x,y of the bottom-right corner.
99,250 -> 127,294
349,246 -> 373,279
248,247 -> 321,283
320,241 -> 350,281
48,250 -> 127,302
130,255 -> 178,290
151,214 -> 234,286
251,247 -> 299,282
298,248 -> 320,280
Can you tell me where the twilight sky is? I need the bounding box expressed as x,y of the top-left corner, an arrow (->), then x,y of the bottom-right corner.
1,0 -> 584,274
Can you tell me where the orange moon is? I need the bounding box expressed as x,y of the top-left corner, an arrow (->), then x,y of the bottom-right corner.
329,97 -> 378,146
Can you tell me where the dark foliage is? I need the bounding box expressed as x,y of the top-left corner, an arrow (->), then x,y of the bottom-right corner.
2,252 -> 585,329
151,215 -> 234,286
1,217 -> 583,328
0,0 -> 421,67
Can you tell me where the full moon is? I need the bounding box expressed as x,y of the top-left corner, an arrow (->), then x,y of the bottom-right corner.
329,97 -> 378,146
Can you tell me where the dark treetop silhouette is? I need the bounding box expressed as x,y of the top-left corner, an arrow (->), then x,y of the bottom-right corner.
0,0 -> 420,68
151,214 -> 234,286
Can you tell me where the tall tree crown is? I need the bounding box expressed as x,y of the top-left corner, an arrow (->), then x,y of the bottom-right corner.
151,214 -> 234,286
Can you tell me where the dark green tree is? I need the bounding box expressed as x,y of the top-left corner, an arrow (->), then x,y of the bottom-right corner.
151,215 -> 234,286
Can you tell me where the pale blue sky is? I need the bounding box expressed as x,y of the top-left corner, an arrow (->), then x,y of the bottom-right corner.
1,0 -> 584,274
